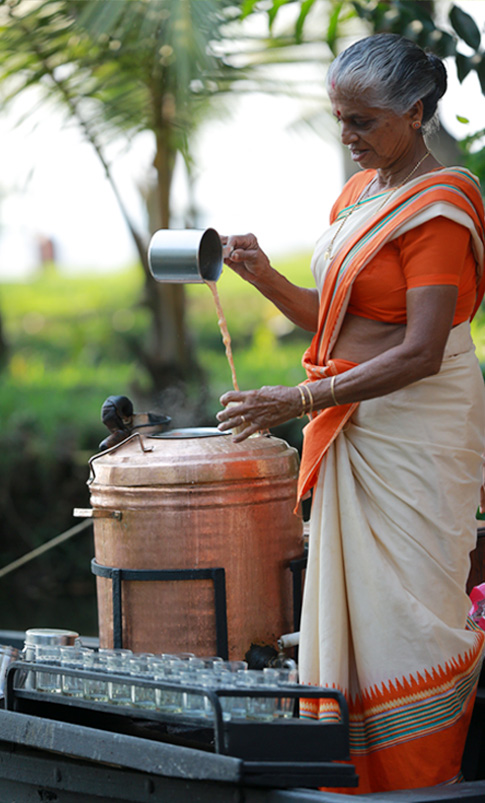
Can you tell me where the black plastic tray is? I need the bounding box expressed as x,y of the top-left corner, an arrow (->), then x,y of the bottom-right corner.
5,661 -> 358,787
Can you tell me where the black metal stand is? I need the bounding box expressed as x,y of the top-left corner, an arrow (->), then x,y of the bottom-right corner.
289,555 -> 307,633
91,560 -> 229,659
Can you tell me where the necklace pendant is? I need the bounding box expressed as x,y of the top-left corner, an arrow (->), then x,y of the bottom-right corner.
324,248 -> 331,260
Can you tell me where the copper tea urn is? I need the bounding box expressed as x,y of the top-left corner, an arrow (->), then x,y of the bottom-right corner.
83,430 -> 303,659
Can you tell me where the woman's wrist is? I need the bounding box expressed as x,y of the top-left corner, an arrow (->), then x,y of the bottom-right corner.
330,375 -> 340,406
248,260 -> 279,292
296,378 -> 343,414
296,385 -> 307,417
295,383 -> 315,418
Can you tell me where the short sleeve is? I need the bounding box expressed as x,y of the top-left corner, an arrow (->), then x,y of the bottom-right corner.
394,216 -> 473,289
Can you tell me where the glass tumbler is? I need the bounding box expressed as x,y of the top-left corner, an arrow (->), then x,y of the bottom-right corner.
153,659 -> 183,714
193,656 -> 223,670
200,670 -> 221,721
263,667 -> 298,719
83,652 -> 109,702
216,672 -> 242,722
98,648 -> 133,660
178,658 -> 205,719
60,646 -> 93,697
107,653 -> 132,706
129,654 -> 156,709
211,661 -> 248,720
213,660 -> 248,676
240,670 -> 274,721
35,645 -> 62,693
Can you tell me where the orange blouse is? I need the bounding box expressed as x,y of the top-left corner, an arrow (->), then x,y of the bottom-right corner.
330,170 -> 478,326
346,216 -> 477,325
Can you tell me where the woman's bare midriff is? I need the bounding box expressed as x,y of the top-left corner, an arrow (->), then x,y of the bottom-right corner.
331,313 -> 406,363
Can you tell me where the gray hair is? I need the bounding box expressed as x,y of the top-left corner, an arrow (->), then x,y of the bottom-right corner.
327,34 -> 447,136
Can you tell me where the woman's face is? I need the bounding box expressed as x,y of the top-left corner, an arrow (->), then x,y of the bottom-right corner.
329,88 -> 418,172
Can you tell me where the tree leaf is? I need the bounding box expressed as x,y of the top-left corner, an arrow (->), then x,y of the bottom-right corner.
475,56 -> 485,95
326,0 -> 344,55
449,4 -> 481,51
77,0 -> 126,37
425,29 -> 456,59
268,0 -> 292,31
456,114 -> 470,124
455,51 -> 473,82
240,0 -> 261,20
350,0 -> 376,22
295,0 -> 316,42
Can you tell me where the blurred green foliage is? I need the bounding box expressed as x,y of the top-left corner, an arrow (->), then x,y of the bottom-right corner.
1,271 -> 149,445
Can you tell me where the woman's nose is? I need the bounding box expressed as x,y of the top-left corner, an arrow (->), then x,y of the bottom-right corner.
340,124 -> 358,145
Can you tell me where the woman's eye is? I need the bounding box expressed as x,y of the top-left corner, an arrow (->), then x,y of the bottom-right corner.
333,116 -> 372,128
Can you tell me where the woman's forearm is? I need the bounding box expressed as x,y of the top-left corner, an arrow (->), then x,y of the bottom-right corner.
250,266 -> 319,332
217,286 -> 458,441
223,233 -> 319,332
217,341 -> 441,441
309,285 -> 458,409
308,337 -> 442,410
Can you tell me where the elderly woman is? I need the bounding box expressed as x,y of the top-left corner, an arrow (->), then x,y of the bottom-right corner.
217,34 -> 485,792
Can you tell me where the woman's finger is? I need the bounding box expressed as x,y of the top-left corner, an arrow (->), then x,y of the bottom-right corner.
230,249 -> 261,265
231,422 -> 259,443
216,405 -> 251,435
216,404 -> 245,427
219,391 -> 246,407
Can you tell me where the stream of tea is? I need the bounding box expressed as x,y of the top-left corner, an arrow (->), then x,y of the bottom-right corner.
206,280 -> 239,392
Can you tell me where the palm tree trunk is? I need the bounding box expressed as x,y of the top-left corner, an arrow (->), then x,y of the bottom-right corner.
138,133 -> 200,391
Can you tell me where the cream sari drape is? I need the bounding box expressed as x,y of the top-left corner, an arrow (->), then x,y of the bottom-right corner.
298,170 -> 485,793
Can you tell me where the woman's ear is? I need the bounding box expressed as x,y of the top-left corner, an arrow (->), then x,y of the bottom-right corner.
407,99 -> 424,128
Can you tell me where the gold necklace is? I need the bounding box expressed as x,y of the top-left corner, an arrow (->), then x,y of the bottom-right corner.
324,150 -> 431,261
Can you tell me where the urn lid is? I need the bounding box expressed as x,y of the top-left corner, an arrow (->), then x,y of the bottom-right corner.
88,430 -> 299,488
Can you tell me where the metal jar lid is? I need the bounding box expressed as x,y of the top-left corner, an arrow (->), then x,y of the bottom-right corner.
24,628 -> 79,646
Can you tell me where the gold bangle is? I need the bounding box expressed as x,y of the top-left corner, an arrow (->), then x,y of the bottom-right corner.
330,375 -> 340,406
297,385 -> 307,418
302,384 -> 314,414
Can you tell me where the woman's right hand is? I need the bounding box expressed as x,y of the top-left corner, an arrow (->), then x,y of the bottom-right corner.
221,233 -> 271,283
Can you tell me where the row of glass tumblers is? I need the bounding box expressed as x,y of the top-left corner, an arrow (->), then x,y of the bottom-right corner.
25,646 -> 299,722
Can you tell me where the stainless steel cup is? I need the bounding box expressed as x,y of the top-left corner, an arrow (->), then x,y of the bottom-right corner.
148,228 -> 223,283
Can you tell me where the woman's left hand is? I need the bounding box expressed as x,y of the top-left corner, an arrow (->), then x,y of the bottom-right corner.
217,386 -> 303,442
